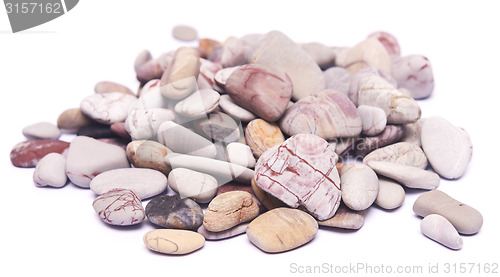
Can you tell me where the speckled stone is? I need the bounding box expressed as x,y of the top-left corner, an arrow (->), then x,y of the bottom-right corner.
92,189 -> 145,226
145,194 -> 204,230
143,229 -> 205,255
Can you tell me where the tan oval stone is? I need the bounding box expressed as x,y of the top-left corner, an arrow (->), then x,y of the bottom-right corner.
363,142 -> 428,169
143,229 -> 205,255
246,207 -> 318,253
57,108 -> 93,131
375,177 -> 405,210
160,46 -> 201,100
245,119 -> 284,158
318,204 -> 366,230
126,140 -> 172,176
203,191 -> 259,232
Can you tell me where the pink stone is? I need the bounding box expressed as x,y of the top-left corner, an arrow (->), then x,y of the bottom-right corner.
10,139 -> 70,168
391,55 -> 434,99
254,134 -> 341,220
367,31 -> 401,57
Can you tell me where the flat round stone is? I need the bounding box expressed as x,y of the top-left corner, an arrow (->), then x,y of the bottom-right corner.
80,92 -> 137,125
10,139 -> 70,168
168,168 -> 218,203
374,177 -> 405,210
144,229 -> 205,255
340,163 -> 379,211
22,122 -> 61,139
145,194 -> 203,230
92,189 -> 145,226
172,25 -> 198,41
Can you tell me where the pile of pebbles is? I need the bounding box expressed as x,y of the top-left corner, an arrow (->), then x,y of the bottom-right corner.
10,26 -> 483,254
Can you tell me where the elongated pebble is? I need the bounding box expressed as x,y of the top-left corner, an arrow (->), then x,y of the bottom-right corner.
126,140 -> 172,176
219,94 -> 257,122
355,125 -> 404,156
11,139 -> 70,168
33,153 -> 67,188
22,122 -> 61,140
318,204 -> 366,230
375,177 -> 405,210
197,223 -> 249,240
421,214 -> 463,250
367,161 -> 439,190
143,229 -> 205,255
363,142 -> 428,169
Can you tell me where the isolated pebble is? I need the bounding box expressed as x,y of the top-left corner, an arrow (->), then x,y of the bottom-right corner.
126,140 -> 172,176
157,121 -> 217,159
174,89 -> 220,118
57,108 -> 94,131
80,92 -> 137,125
367,161 -> 439,190
421,116 -> 472,179
391,55 -> 434,99
246,207 -> 318,253
65,136 -> 130,188
357,105 -> 387,136
168,168 -> 218,203
172,25 -> 198,41
421,214 -> 463,250
318,204 -> 366,230
203,191 -> 259,232
10,139 -> 70,168
22,122 -> 61,140
92,189 -> 145,226
145,194 -> 204,230
193,112 -> 241,143
90,168 -> 167,200
374,177 -> 405,210
254,134 -> 341,220
413,190 -> 483,235
245,119 -> 285,158
363,142 -> 428,169
355,125 -> 404,156
279,90 -> 362,140
219,94 -> 257,122
226,142 -> 256,168
247,31 -> 325,100
197,223 -> 249,240
335,38 -> 391,75
143,229 -> 205,255
225,63 -> 293,122
124,108 -> 175,140
160,46 -> 200,100
340,163 -> 379,211
94,81 -> 135,95
33,153 -> 67,188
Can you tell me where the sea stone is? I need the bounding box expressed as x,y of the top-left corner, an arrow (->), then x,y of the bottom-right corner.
33,153 -> 67,188
220,35 -> 255,68
401,119 -> 423,147
245,119 -> 285,158
22,122 -> 61,140
203,191 -> 259,232
219,94 -> 257,122
340,163 -> 379,211
92,189 -> 145,226
136,58 -> 164,85
367,31 -> 401,57
318,204 -> 366,230
90,168 -> 167,200
172,25 -> 198,41
77,123 -> 117,139
363,142 -> 428,169
247,30 -> 326,100
374,177 -> 405,210
134,49 -> 152,71
160,46 -> 200,100
421,214 -> 463,250
124,108 -> 176,140
168,168 -> 218,203
254,134 -> 341,220
226,142 -> 256,168
57,108 -> 94,131
323,67 -> 351,95
143,229 -> 205,255
335,38 -> 392,75
279,90 -> 362,140
10,139 -> 70,168
110,122 -> 131,139
197,223 -> 249,240
145,194 -> 204,230
246,207 -> 318,253
174,88 -> 220,118
132,79 -> 167,110
198,58 -> 222,90
94,81 -> 135,95
391,55 -> 434,99
251,177 -> 287,211
421,116 -> 472,179
348,67 -> 397,106
217,181 -> 263,211
126,140 -> 172,176
80,92 -> 137,125
65,136 -> 130,188
367,161 -> 439,190
358,74 -> 421,124
300,42 -> 337,70
225,63 -> 293,122
357,105 -> 387,136
413,190 -> 483,235
355,125 -> 404,156
193,112 -> 241,143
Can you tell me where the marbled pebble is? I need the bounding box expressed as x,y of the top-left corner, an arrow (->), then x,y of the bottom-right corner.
145,194 -> 204,230
92,189 -> 145,226
80,92 -> 137,125
10,139 -> 70,168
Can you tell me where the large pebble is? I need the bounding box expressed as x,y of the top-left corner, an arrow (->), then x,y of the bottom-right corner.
94,81 -> 135,95
225,63 -> 293,122
391,55 -> 434,99
358,74 -> 421,124
421,214 -> 463,250
219,94 -> 257,122
226,142 -> 256,168
157,121 -> 217,159
168,168 -> 218,203
413,190 -> 483,235
245,119 -> 285,158
33,153 -> 67,188
80,92 -> 137,124
421,116 -> 472,179
57,108 -> 94,131
318,204 -> 366,230
374,177 -> 405,210
251,177 -> 287,211
10,139 -> 70,168
174,89 -> 220,118
367,161 -> 439,190
340,163 -> 379,211
92,189 -> 145,226
247,30 -> 325,100
279,90 -> 362,140
254,134 -> 341,220
193,112 -> 241,143
246,207 -> 318,253
132,79 -> 167,109
124,108 -> 175,140
357,105 -> 387,136
126,140 -> 172,176
335,38 -> 391,75
160,46 -> 200,100
90,168 -> 167,200
22,122 -> 61,140
363,142 -> 428,169
143,229 -> 204,255
65,136 -> 130,188
145,194 -> 204,230
355,125 -> 404,156
203,191 -> 259,232
197,223 -> 249,241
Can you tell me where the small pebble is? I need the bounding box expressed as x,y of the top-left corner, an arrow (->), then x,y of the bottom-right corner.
145,194 -> 204,230
363,141 -> 428,169
340,163 -> 379,211
57,108 -> 94,131
421,214 -> 463,250
110,122 -> 131,139
168,168 -> 218,203
219,94 -> 257,122
367,161 -> 439,190
126,140 -> 172,176
80,92 -> 137,125
203,191 -> 259,232
367,31 -> 401,57
134,49 -> 152,71
355,125 -> 404,156
318,204 -> 366,230
226,142 -> 256,168
391,55 -> 434,99
197,223 -> 249,241
348,67 -> 397,106
33,153 -> 67,188
374,177 -> 405,210
335,38 -> 391,75
401,119 -> 423,147
193,112 -> 241,143
124,108 -> 175,140
22,122 -> 61,140
92,189 -> 145,226
10,139 -> 70,168
94,81 -> 135,95
174,88 -> 220,118
245,118 -> 285,158
172,25 -> 198,41
357,105 -> 387,136
143,229 -> 205,255
323,67 -> 351,95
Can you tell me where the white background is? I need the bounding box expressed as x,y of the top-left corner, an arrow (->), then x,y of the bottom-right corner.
1,1 -> 499,276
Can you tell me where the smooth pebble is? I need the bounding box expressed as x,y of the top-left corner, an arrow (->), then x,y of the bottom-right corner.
226,142 -> 256,168
245,118 -> 285,158
145,194 -> 204,230
168,168 -> 218,203
92,189 -> 145,226
174,89 -> 220,118
363,141 -> 428,169
203,191 -> 259,232
219,94 -> 257,122
143,229 -> 204,255
318,204 -> 366,230
374,177 -> 405,210
367,161 -> 439,190
340,163 -> 379,211
357,105 -> 387,136
10,139 -> 70,168
172,25 -> 198,41
22,122 -> 61,139
421,214 -> 463,250
126,140 -> 172,176
80,92 -> 137,125
33,153 -> 67,188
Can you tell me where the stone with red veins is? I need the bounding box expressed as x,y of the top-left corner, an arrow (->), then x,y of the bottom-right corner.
355,125 -> 404,156
254,134 -> 341,220
92,189 -> 145,226
65,136 -> 130,188
197,58 -> 222,90
80,92 -> 137,125
124,108 -> 175,140
10,139 -> 70,168
33,153 -> 67,188
225,63 -> 293,122
279,90 -> 362,140
367,31 -> 401,57
391,55 -> 434,99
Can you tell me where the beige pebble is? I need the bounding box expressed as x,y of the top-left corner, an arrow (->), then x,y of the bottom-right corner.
363,142 -> 428,169
57,108 -> 93,131
143,229 -> 205,255
23,122 -> 61,140
203,191 -> 259,232
245,118 -> 285,158
318,204 -> 366,230
335,38 -> 391,75
421,214 -> 463,250
94,81 -> 135,95
375,177 -> 405,210
340,163 -> 379,211
172,25 -> 198,41
367,161 -> 439,190
168,168 -> 218,203
126,140 -> 172,176
160,46 -> 200,100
